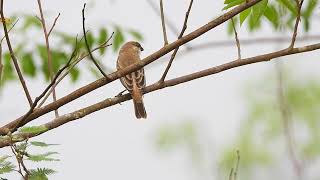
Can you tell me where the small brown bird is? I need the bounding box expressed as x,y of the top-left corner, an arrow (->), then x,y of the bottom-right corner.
116,41 -> 147,119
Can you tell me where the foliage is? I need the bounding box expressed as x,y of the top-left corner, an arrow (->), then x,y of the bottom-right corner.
153,70 -> 320,179
219,70 -> 320,179
224,0 -> 318,33
0,140 -> 59,179
0,14 -> 143,88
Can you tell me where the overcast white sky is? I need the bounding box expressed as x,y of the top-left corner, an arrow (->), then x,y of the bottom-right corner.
0,0 -> 319,179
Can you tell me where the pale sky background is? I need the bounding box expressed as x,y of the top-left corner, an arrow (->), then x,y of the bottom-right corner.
0,0 -> 319,179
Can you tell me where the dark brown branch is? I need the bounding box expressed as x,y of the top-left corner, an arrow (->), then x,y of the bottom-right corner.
48,13 -> 61,37
0,0 -> 269,135
289,0 -> 304,49
231,18 -> 241,59
82,3 -> 109,79
37,0 -> 59,117
159,0 -> 194,82
0,0 -> 33,107
160,0 -> 168,45
1,42 -> 319,146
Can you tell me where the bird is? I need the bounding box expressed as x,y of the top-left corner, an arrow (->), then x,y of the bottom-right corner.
116,41 -> 147,119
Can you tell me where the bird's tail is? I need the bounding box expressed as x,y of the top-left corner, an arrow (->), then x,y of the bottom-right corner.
133,99 -> 147,119
132,86 -> 147,119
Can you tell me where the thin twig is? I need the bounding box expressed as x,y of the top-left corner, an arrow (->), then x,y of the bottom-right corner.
146,0 -> 192,50
160,0 -> 169,45
0,0 -> 291,134
37,36 -> 113,108
233,150 -> 240,180
0,0 -> 33,107
159,0 -> 194,82
48,13 -> 61,37
289,0 -> 304,49
146,0 -> 180,36
275,62 -> 303,180
231,18 -> 241,59
0,44 -> 3,83
0,19 -> 19,43
11,38 -> 80,132
229,168 -> 234,180
37,0 -> 59,117
1,42 -> 320,146
82,3 -> 109,79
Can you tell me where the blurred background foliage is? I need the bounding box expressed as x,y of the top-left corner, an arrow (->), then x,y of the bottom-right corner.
225,0 -> 318,34
0,0 -> 318,90
0,13 -> 143,88
153,67 -> 320,179
0,0 -> 320,179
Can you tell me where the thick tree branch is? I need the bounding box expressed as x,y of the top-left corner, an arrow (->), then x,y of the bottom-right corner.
159,0 -> 194,82
0,42 -> 319,147
37,0 -> 59,117
0,0 -> 273,134
0,0 -> 33,107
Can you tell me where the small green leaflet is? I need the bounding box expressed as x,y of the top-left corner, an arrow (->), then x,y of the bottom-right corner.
251,0 -> 269,25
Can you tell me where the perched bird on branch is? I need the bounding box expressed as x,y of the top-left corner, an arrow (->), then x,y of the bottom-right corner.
116,41 -> 147,119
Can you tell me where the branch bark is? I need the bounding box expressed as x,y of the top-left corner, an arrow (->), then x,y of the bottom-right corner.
0,0 -> 264,135
0,42 -> 319,147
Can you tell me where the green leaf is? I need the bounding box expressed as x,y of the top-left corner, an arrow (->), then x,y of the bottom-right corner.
54,31 -> 75,45
22,15 -> 42,30
30,141 -> 59,147
0,156 -> 10,164
98,28 -> 108,55
16,142 -> 28,152
0,161 -> 15,175
303,0 -> 318,19
240,8 -> 251,25
69,67 -> 80,82
277,0 -> 298,15
113,27 -> 125,52
21,53 -> 36,77
128,30 -> 143,41
86,32 -> 95,48
251,0 -> 268,26
29,168 -> 56,180
263,5 -> 279,28
27,152 -> 59,162
19,126 -> 48,134
51,50 -> 68,73
1,53 -> 15,84
223,0 -> 245,10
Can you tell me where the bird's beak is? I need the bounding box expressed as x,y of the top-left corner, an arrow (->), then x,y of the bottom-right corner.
140,47 -> 144,51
